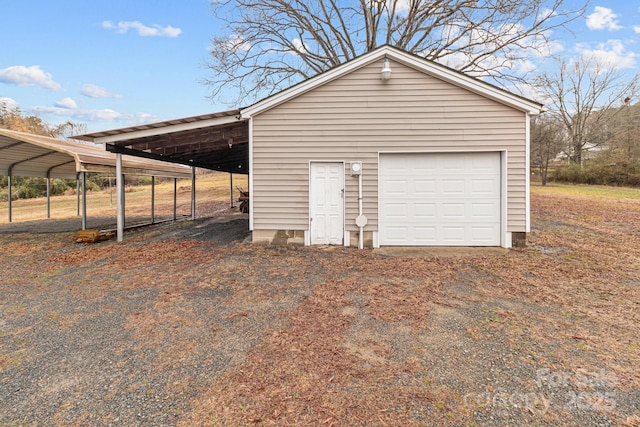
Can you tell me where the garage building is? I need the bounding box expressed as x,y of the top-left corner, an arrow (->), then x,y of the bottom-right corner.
243,45 -> 543,248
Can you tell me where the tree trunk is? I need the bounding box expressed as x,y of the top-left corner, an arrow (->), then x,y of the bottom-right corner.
539,164 -> 548,186
572,142 -> 583,167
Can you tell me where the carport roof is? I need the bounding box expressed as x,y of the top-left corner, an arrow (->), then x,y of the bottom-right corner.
74,110 -> 249,174
0,128 -> 192,180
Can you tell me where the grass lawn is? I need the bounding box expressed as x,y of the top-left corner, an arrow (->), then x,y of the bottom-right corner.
531,181 -> 640,199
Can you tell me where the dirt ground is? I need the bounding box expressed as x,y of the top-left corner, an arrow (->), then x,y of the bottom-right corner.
0,188 -> 639,426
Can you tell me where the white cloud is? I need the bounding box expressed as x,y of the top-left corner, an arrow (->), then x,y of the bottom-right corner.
76,110 -> 160,125
390,0 -> 410,13
34,105 -> 122,121
54,97 -> 77,109
0,96 -> 19,110
586,6 -> 622,31
291,38 -> 307,54
576,39 -> 637,69
80,109 -> 124,121
537,7 -> 557,20
102,20 -> 182,38
81,84 -> 122,99
506,82 -> 547,104
32,104 -> 162,127
515,60 -> 538,75
436,22 -> 563,78
221,34 -> 251,53
0,65 -> 63,91
634,26 -> 640,34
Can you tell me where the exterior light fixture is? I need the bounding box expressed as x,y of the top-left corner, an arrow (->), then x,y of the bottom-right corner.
381,58 -> 392,80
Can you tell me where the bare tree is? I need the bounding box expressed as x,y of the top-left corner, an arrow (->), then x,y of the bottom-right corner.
205,0 -> 583,104
530,113 -> 565,185
607,99 -> 640,162
535,56 -> 639,166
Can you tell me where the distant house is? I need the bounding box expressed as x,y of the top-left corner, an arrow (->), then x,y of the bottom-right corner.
243,46 -> 543,248
78,45 -> 543,248
553,142 -> 610,165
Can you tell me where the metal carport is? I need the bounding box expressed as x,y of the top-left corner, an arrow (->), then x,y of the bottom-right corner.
0,128 -> 192,233
74,110 -> 249,173
74,110 -> 249,242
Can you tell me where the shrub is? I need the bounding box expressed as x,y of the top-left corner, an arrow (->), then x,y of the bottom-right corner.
552,160 -> 640,187
50,179 -> 72,196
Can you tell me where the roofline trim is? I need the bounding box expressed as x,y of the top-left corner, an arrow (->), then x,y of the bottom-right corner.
241,45 -> 544,118
76,111 -> 245,144
392,47 -> 543,114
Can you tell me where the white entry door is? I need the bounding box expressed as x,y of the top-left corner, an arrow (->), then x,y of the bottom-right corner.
310,162 -> 344,245
379,152 -> 501,246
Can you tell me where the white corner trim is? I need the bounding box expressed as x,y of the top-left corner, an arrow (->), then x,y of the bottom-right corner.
525,113 -> 531,233
373,231 -> 379,248
344,230 -> 350,247
248,118 -> 254,231
501,150 -> 509,248
504,231 -> 513,249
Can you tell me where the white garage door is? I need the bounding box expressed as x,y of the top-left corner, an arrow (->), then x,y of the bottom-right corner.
379,152 -> 501,246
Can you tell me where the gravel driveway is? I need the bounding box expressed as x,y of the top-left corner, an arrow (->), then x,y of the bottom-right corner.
1,192 -> 639,426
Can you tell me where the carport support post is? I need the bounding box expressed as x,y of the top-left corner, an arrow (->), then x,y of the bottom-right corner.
151,176 -> 155,224
81,172 -> 87,230
230,173 -> 234,208
46,177 -> 51,219
116,153 -> 124,242
191,166 -> 196,220
76,179 -> 80,216
173,178 -> 177,220
7,175 -> 11,223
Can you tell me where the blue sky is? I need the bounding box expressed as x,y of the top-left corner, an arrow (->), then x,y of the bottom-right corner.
1,1 -> 639,133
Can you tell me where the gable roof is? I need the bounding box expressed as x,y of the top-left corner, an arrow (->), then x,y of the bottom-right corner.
241,45 -> 544,118
0,128 -> 191,179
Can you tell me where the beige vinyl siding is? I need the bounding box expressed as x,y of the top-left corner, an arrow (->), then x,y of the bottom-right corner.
252,59 -> 528,233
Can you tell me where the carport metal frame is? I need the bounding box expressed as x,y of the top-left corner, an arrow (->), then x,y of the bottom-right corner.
75,110 -> 250,242
1,129 -> 192,234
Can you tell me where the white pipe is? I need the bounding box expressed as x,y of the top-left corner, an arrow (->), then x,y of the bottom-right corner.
358,172 -> 363,249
